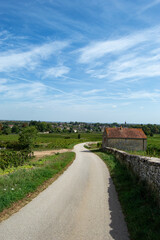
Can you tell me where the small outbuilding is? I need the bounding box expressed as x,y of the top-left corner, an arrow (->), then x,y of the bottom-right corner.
102,127 -> 147,151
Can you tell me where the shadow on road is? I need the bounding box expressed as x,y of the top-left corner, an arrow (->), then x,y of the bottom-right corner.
80,150 -> 90,153
108,177 -> 130,240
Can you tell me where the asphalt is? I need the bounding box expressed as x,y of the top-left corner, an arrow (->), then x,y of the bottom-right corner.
0,143 -> 129,240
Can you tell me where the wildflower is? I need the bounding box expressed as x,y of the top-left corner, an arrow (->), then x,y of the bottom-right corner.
11,188 -> 14,190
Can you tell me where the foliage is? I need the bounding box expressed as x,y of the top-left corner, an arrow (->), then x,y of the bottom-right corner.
34,132 -> 102,150
2,125 -> 11,135
96,151 -> 160,240
0,152 -> 75,213
0,150 -> 30,170
18,126 -> 37,151
11,125 -> 20,134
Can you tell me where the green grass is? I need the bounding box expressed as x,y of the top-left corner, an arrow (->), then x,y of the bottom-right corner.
0,152 -> 75,213
95,150 -> 160,240
35,133 -> 102,150
0,132 -> 102,150
0,134 -> 19,142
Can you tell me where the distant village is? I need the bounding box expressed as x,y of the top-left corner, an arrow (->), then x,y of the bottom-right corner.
0,120 -> 160,136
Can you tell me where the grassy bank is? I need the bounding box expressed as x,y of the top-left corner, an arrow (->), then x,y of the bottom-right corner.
95,150 -> 160,240
0,152 -> 75,214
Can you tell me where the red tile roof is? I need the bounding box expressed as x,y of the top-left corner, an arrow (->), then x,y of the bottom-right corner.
105,127 -> 147,139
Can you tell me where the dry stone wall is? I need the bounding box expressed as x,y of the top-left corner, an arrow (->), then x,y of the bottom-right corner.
104,147 -> 160,203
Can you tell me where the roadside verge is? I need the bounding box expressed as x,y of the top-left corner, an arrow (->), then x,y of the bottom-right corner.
93,149 -> 160,240
0,152 -> 75,222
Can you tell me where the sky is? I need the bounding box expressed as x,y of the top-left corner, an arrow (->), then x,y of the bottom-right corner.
0,0 -> 160,124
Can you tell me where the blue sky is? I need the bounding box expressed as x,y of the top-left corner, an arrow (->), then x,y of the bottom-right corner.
0,0 -> 160,123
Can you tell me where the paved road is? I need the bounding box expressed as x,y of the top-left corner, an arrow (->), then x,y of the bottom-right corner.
0,143 -> 129,240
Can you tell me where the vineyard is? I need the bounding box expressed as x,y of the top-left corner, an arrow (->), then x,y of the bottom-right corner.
1,132 -> 160,172
0,133 -> 102,150
146,134 -> 160,156
0,132 -> 102,171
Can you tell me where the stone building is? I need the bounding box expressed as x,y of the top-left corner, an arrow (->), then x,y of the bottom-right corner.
102,127 -> 147,151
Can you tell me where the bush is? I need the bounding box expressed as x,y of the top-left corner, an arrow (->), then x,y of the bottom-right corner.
6,141 -> 21,150
19,126 -> 37,151
97,142 -> 102,148
0,150 -> 31,170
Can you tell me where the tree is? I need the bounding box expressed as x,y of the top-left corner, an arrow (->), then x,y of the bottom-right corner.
142,125 -> 151,136
2,125 -> 11,135
18,126 -> 37,151
12,125 -> 20,134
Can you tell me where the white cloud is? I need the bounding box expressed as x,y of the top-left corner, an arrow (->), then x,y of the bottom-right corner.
78,26 -> 160,63
112,105 -> 117,108
141,0 -> 160,13
44,66 -> 70,78
82,89 -> 103,95
82,26 -> 160,82
0,80 -> 47,100
0,41 -> 69,72
112,90 -> 160,102
91,52 -> 160,82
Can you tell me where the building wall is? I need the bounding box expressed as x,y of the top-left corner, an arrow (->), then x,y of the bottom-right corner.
102,131 -> 147,151
107,138 -> 147,151
104,147 -> 160,204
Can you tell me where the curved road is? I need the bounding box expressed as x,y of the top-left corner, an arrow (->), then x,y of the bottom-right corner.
0,143 -> 129,240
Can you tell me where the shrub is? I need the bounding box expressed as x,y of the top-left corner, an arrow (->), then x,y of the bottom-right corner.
19,126 -> 37,151
0,150 -> 30,170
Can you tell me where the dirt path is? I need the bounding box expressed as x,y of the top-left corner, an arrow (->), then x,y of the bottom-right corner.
34,149 -> 71,160
0,143 -> 129,240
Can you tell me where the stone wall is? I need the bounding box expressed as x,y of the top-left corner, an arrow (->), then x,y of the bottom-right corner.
107,139 -> 147,151
104,147 -> 160,203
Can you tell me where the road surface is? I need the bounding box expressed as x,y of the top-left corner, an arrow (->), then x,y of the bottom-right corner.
0,143 -> 129,240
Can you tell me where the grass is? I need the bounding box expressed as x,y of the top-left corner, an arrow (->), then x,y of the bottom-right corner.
0,152 -> 75,213
95,150 -> 160,240
35,133 -> 102,150
0,132 -> 102,150
0,134 -> 19,142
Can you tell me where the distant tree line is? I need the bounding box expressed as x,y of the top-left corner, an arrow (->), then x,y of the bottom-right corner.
0,120 -> 160,136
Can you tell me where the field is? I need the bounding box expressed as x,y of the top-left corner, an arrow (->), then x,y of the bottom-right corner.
0,132 -> 102,150
0,132 -> 160,173
0,132 -> 102,171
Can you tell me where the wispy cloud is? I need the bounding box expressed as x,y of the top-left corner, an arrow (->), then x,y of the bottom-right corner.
79,26 -> 160,64
82,89 -> 103,95
0,41 -> 69,72
44,66 -> 70,78
88,51 -> 160,82
141,0 -> 160,13
0,79 -> 47,100
81,26 -> 160,83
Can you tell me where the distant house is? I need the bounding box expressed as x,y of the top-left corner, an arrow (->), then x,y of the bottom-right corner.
102,127 -> 147,151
